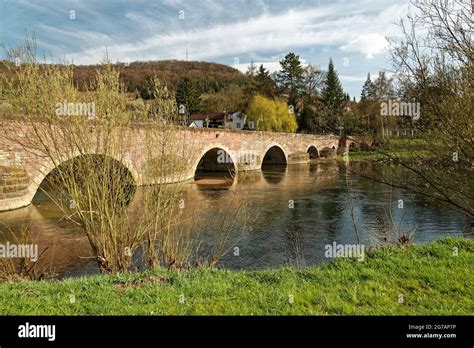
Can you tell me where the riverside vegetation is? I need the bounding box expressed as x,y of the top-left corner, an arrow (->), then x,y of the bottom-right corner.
0,238 -> 472,315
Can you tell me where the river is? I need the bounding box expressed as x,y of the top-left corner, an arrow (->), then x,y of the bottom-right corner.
0,161 -> 471,278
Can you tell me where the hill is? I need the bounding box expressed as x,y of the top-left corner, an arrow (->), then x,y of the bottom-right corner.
0,60 -> 246,94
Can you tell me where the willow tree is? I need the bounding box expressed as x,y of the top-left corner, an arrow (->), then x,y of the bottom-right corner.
246,95 -> 297,133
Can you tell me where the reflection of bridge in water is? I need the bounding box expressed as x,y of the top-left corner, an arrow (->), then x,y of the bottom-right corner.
0,120 -> 370,212
0,162 -> 342,276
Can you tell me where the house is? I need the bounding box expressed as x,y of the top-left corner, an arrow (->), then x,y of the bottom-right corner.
188,120 -> 203,128
228,111 -> 247,130
188,111 -> 247,130
189,112 -> 226,128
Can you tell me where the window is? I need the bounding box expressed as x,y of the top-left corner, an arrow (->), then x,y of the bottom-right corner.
236,123 -> 241,129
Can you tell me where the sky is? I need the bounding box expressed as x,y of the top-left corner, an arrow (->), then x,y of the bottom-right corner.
0,0 -> 412,98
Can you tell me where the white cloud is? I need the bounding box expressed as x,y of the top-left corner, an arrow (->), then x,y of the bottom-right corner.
39,25 -> 112,43
339,33 -> 388,59
66,1 -> 407,65
339,75 -> 367,83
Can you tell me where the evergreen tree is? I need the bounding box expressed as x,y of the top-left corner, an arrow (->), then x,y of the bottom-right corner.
243,61 -> 258,102
358,73 -> 377,136
321,58 -> 346,132
360,73 -> 376,101
256,64 -> 270,82
139,77 -> 155,100
299,103 -> 322,133
255,64 -> 276,97
246,61 -> 257,77
277,52 -> 305,108
175,77 -> 201,116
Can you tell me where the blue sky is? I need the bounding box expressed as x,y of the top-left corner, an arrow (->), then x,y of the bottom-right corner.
0,0 -> 411,98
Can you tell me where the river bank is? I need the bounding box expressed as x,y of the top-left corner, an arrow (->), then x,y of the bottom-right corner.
0,238 -> 472,315
342,138 -> 434,163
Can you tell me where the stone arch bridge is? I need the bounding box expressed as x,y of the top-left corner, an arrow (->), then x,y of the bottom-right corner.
0,121 -> 367,212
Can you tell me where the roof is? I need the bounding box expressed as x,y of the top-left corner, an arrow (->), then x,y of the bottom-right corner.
188,120 -> 202,127
189,112 -> 226,121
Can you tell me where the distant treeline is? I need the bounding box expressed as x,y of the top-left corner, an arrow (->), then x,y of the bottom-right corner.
0,60 -> 245,94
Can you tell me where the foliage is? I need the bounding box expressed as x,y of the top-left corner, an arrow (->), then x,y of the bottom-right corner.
357,71 -> 398,140
360,73 -> 376,101
302,64 -> 323,101
0,59 -> 245,96
175,77 -> 201,116
200,84 -> 246,113
255,64 -> 277,98
298,65 -> 325,132
276,52 -> 305,110
358,73 -> 378,134
139,77 -> 155,100
147,77 -> 178,121
320,58 -> 346,133
239,62 -> 278,109
246,95 -> 297,132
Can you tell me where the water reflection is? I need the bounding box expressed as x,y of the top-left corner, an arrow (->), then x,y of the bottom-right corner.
261,165 -> 287,184
0,162 -> 471,277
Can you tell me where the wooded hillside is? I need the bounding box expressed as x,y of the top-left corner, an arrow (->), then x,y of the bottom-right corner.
0,60 -> 245,94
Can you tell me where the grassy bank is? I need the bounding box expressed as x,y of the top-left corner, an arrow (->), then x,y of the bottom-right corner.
345,138 -> 434,162
0,238 -> 472,315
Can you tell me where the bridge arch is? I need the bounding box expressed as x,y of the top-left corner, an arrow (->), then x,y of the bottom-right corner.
307,145 -> 319,159
261,143 -> 288,166
26,151 -> 139,205
193,145 -> 237,180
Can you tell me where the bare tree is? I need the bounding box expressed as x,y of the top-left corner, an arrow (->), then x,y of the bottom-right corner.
352,0 -> 473,217
1,36 -> 251,274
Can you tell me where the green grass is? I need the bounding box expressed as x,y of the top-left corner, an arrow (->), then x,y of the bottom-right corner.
346,150 -> 431,161
0,238 -> 472,315
347,138 -> 434,162
383,138 -> 429,150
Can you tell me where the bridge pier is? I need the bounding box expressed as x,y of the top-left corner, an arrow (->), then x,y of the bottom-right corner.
0,165 -> 31,211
